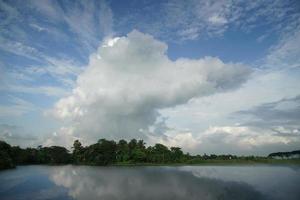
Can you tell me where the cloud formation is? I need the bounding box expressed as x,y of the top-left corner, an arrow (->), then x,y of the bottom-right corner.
227,95 -> 300,154
0,1 -> 299,154
152,62 -> 300,155
237,95 -> 300,129
198,125 -> 300,155
115,0 -> 300,41
49,30 -> 251,146
0,124 -> 38,147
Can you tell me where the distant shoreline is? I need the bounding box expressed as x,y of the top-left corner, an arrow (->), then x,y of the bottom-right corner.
113,160 -> 300,166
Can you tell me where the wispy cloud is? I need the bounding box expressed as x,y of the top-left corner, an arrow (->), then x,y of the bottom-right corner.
264,27 -> 300,69
0,60 -> 77,98
0,39 -> 41,61
0,96 -> 36,117
4,85 -> 69,97
28,0 -> 114,52
114,0 -> 300,42
235,95 -> 300,131
0,0 -> 113,101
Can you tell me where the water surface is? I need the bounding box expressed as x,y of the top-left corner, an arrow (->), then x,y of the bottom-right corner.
0,165 -> 299,200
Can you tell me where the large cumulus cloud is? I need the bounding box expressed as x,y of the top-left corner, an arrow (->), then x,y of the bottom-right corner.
49,30 -> 251,146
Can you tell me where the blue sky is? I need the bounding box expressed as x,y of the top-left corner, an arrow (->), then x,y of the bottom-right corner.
0,0 -> 300,155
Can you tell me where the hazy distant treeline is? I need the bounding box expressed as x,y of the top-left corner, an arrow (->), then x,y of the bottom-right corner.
268,150 -> 300,158
0,139 -> 298,170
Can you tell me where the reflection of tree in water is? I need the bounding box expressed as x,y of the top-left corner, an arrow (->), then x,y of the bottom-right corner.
50,166 -> 267,200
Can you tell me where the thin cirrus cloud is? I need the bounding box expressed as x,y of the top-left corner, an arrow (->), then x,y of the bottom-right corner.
0,0 -> 113,100
0,96 -> 36,117
27,0 -> 114,53
114,0 -> 300,41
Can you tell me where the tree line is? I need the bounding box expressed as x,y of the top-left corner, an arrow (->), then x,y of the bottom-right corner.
1,139 -> 295,170
268,150 -> 300,158
0,140 -> 71,169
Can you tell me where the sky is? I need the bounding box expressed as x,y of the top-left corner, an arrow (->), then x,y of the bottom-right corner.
0,0 -> 300,155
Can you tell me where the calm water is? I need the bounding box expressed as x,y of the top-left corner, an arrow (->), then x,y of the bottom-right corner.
0,165 -> 299,200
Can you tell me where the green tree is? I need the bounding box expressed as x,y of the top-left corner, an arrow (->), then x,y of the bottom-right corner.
128,139 -> 137,150
72,140 -> 84,163
0,141 -> 14,169
146,143 -> 171,163
170,147 -> 183,162
131,148 -> 146,162
116,139 -> 129,162
84,139 -> 117,165
41,146 -> 71,164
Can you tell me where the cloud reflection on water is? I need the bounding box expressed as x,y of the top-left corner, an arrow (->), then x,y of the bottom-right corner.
50,166 -> 267,200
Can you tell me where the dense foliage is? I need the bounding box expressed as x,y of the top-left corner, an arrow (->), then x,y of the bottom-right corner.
0,141 -> 70,169
1,139 -> 299,169
71,139 -> 189,165
0,141 -> 14,169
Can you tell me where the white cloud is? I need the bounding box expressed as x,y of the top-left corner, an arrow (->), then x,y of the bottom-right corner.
158,66 -> 300,155
161,68 -> 300,129
1,1 -> 299,155
147,131 -> 200,152
43,126 -> 81,149
148,123 -> 300,155
208,15 -> 228,25
198,125 -> 300,155
50,30 -> 250,147
204,126 -> 287,147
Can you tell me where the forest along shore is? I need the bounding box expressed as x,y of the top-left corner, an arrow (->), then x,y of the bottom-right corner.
1,139 -> 300,170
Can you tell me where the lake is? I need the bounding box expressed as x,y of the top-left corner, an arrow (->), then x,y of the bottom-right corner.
0,165 -> 299,200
